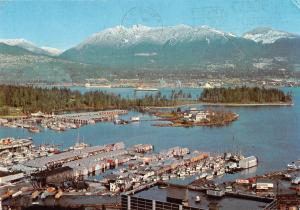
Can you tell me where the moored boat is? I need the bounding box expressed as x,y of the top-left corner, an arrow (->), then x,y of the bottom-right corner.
28,126 -> 40,133
134,87 -> 159,91
130,116 -> 140,122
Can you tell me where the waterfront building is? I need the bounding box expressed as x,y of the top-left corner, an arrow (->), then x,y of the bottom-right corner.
0,138 -> 33,152
238,156 -> 258,169
31,166 -> 74,187
193,111 -> 209,122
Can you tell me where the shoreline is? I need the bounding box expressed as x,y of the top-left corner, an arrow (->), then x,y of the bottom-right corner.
199,102 -> 294,107
153,112 -> 239,127
146,101 -> 294,109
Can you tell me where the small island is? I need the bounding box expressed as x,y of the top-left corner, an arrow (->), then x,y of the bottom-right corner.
199,86 -> 293,106
153,108 -> 239,127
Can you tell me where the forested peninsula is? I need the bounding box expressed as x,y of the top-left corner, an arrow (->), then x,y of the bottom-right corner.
199,87 -> 292,105
0,85 -> 191,115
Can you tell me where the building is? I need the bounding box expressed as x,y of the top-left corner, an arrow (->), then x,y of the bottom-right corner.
206,188 -> 225,197
264,194 -> 300,210
166,187 -> 188,204
183,152 -> 209,163
121,195 -> 202,210
238,156 -> 258,169
254,183 -> 274,190
31,166 -> 74,187
0,171 -> 24,183
194,111 -> 209,122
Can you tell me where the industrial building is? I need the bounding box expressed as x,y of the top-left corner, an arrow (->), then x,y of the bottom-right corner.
31,166 -> 74,186
24,142 -> 125,169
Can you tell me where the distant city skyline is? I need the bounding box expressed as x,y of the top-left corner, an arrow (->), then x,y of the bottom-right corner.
0,0 -> 299,50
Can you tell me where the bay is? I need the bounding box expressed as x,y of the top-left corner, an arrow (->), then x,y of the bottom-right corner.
0,87 -> 299,181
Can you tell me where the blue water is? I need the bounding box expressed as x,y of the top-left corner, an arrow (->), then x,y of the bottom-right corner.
67,86 -> 202,99
0,87 -> 299,180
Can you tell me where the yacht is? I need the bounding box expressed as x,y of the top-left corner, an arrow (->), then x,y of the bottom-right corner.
130,116 -> 140,122
134,87 -> 159,91
287,163 -> 297,170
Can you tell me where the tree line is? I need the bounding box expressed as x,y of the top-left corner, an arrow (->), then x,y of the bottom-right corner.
199,86 -> 292,103
0,85 -> 188,114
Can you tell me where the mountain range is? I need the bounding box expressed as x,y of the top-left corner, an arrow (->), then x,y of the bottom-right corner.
1,25 -> 300,82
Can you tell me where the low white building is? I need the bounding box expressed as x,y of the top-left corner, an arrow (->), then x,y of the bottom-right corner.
239,156 -> 258,169
194,111 -> 208,122
254,183 -> 274,190
183,113 -> 193,120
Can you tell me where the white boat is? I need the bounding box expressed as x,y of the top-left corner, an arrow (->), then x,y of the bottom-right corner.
72,142 -> 88,150
287,163 -> 297,170
195,195 -> 201,202
130,117 -> 140,122
12,191 -> 22,198
114,119 -> 121,124
85,83 -> 111,88
134,87 -> 159,91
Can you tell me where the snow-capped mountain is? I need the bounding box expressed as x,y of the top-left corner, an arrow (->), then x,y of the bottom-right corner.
0,38 -> 61,56
60,24 -> 253,70
76,24 -> 236,49
243,27 -> 299,44
59,25 -> 300,73
1,25 -> 300,82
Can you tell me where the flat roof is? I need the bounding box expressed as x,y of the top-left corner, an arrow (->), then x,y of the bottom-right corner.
25,144 -> 115,168
33,166 -> 73,177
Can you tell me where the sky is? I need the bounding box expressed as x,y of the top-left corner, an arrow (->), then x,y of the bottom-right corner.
0,0 -> 300,50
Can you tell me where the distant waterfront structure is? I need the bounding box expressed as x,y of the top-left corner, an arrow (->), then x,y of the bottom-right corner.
238,156 -> 258,169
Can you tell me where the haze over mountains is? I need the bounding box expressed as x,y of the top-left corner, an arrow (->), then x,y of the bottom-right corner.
1,25 -> 299,82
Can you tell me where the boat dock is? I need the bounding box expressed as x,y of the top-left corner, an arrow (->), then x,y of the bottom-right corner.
0,138 -> 33,152
54,110 -> 128,124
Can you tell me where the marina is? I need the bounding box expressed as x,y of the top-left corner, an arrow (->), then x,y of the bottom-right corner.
0,87 -> 298,177
0,87 -> 299,210
0,139 -> 266,209
1,0 -> 300,208
0,109 -> 128,133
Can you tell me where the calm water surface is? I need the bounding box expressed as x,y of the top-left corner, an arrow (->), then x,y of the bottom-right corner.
0,87 -> 299,181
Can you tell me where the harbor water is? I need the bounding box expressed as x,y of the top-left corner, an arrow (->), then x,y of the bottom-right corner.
0,87 -> 299,181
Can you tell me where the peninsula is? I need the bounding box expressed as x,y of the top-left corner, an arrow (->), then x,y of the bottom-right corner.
199,86 -> 293,106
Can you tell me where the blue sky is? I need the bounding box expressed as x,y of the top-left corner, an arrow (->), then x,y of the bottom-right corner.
0,0 -> 300,49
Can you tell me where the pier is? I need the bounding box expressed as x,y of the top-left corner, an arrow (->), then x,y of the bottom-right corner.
54,110 -> 128,124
